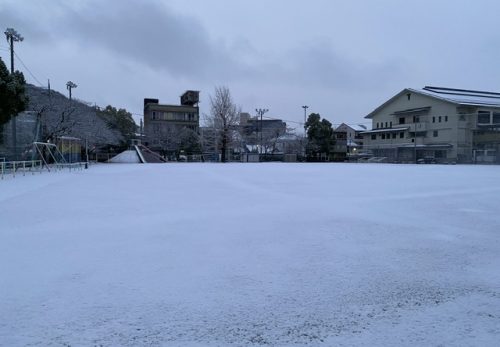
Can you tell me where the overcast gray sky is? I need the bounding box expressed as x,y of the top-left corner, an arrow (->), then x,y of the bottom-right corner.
2,0 -> 500,130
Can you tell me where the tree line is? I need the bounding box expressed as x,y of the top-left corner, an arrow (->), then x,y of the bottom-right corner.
2,54 -> 336,161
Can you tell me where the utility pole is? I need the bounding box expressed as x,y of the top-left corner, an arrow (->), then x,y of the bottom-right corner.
4,28 -> 23,160
66,81 -> 77,101
414,123 -> 417,164
255,108 -> 269,156
302,105 -> 309,129
302,105 -> 309,160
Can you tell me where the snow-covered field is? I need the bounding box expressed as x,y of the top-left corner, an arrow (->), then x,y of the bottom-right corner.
1,163 -> 500,346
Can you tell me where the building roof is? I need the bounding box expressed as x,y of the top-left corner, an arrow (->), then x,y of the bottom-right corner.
145,103 -> 198,112
397,143 -> 453,149
336,123 -> 368,132
365,86 -> 500,118
360,126 -> 409,134
418,86 -> 500,107
392,107 -> 431,115
349,124 -> 368,131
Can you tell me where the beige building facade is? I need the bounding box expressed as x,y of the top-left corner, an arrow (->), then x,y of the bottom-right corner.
361,87 -> 500,163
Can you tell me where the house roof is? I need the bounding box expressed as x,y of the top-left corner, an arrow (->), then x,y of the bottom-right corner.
365,86 -> 500,119
336,123 -> 368,132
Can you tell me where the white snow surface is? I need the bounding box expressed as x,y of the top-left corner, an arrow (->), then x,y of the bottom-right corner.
1,163 -> 500,346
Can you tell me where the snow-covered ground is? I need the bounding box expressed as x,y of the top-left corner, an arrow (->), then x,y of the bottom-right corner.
1,163 -> 499,346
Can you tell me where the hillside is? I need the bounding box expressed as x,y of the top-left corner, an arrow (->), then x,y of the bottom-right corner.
25,84 -> 124,147
1,84 -> 126,159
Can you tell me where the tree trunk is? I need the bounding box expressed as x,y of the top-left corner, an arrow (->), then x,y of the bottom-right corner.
221,130 -> 227,162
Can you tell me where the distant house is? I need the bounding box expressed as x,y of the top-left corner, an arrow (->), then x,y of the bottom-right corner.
143,91 -> 200,155
361,86 -> 500,163
332,129 -> 347,162
335,123 -> 367,156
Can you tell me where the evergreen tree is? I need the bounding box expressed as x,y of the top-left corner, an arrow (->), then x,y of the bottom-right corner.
304,113 -> 335,160
99,105 -> 136,144
0,57 -> 27,126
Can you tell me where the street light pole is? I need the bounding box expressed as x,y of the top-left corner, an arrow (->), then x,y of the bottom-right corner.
66,81 -> 77,101
302,105 -> 309,129
302,105 -> 309,160
414,124 -> 417,164
255,108 -> 269,156
4,28 -> 24,160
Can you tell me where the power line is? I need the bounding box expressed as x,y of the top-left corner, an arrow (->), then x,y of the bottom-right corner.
13,51 -> 44,87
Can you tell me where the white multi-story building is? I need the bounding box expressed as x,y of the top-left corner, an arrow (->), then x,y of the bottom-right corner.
361,86 -> 500,163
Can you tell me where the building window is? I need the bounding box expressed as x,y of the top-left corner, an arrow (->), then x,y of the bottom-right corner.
438,116 -> 442,122
493,112 -> 500,124
432,116 -> 435,123
381,134 -> 386,139
413,115 -> 420,123
400,132 -> 404,138
385,122 -> 388,128
390,121 -> 392,127
435,150 -> 446,159
151,111 -> 157,120
392,133 -> 396,139
371,134 -> 376,140
478,111 -> 490,124
399,117 -> 405,124
376,122 -> 379,128
433,130 -> 438,137
445,116 -> 448,122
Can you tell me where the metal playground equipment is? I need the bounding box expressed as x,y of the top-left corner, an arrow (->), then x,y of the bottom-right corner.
1,141 -> 85,179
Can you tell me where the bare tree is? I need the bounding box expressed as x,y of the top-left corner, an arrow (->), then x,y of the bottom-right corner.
208,86 -> 240,162
23,84 -> 123,153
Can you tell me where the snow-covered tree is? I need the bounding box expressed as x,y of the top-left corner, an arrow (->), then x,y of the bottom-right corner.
207,86 -> 240,162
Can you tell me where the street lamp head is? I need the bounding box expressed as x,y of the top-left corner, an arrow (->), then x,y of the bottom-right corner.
66,81 -> 77,89
255,108 -> 269,116
4,28 -> 23,42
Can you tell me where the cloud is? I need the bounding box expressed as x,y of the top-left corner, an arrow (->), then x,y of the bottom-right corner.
1,0 -> 405,91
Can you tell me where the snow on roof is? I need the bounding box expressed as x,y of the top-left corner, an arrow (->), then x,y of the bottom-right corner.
366,86 -> 500,118
277,133 -> 300,141
349,124 -> 368,131
335,123 -> 368,132
414,86 -> 500,107
360,126 -> 409,134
